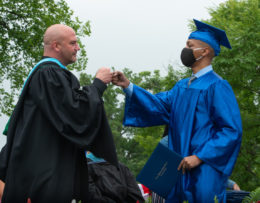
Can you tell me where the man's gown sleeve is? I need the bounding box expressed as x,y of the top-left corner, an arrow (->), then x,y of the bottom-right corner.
123,84 -> 171,127
28,66 -> 110,149
194,80 -> 242,175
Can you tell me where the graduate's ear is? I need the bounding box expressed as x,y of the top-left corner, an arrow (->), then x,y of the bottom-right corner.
204,46 -> 215,58
201,47 -> 211,57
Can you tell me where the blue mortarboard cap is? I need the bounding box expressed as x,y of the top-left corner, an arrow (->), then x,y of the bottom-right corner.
188,19 -> 232,56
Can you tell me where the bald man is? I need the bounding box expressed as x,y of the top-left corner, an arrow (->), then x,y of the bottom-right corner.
0,24 -> 118,202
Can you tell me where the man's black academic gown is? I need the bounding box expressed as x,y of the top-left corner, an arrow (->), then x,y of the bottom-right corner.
0,60 -> 118,203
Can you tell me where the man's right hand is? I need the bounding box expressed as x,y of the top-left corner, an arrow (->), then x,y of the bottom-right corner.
95,67 -> 112,84
112,71 -> 130,88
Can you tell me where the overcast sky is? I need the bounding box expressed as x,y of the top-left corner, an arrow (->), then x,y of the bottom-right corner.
0,0 -> 227,149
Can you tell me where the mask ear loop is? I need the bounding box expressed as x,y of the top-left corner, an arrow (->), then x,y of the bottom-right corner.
196,55 -> 203,61
193,48 -> 205,51
193,47 -> 206,61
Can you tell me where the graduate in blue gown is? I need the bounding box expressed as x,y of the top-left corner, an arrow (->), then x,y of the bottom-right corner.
112,19 -> 242,203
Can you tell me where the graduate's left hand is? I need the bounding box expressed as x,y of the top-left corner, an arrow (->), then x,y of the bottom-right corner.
178,155 -> 202,174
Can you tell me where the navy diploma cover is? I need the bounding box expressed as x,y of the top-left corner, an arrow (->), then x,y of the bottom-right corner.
137,143 -> 183,198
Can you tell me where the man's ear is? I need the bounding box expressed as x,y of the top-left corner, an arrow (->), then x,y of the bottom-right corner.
51,41 -> 60,52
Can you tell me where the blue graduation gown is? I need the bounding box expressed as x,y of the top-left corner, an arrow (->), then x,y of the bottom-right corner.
123,70 -> 242,203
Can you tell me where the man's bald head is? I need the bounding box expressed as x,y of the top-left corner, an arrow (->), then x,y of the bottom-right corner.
43,24 -> 75,46
43,24 -> 80,66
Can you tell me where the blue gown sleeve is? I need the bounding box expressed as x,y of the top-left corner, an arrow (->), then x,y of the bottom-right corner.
194,80 -> 242,176
123,84 -> 171,127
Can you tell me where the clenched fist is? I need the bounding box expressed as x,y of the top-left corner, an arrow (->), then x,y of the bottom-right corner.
95,67 -> 112,84
112,71 -> 130,88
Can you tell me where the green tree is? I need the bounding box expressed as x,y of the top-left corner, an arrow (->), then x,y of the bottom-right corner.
0,0 -> 91,115
202,0 -> 260,191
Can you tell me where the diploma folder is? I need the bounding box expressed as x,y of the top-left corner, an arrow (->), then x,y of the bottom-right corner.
136,143 -> 183,198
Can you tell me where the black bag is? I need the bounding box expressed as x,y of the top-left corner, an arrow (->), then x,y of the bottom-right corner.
87,160 -> 144,203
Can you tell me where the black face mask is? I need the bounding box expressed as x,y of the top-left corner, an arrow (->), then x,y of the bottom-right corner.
180,48 -> 196,67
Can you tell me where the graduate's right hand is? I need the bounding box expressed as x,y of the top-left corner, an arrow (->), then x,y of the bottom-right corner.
95,67 -> 112,84
112,71 -> 130,88
178,155 -> 202,174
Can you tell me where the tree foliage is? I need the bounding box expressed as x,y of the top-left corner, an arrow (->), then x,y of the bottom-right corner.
0,0 -> 91,115
242,186 -> 260,203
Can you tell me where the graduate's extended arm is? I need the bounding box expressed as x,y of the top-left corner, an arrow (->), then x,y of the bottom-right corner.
112,71 -> 170,127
